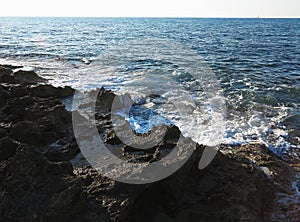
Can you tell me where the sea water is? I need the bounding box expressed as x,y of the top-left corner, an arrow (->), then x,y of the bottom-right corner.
0,17 -> 299,160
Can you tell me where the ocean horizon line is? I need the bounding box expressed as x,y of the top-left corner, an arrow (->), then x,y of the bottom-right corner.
0,16 -> 300,19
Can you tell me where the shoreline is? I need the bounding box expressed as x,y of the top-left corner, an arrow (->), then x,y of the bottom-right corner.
0,64 -> 299,221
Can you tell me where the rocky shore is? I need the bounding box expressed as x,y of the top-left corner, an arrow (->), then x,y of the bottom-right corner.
0,64 -> 299,221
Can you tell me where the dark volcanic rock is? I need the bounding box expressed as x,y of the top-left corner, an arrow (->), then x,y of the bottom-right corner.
0,65 -> 96,221
0,85 -> 7,109
163,124 -> 181,141
0,64 -> 22,70
31,84 -> 74,98
93,87 -> 116,112
0,66 -> 15,84
37,104 -> 72,126
42,139 -> 79,162
4,95 -> 38,121
6,84 -> 30,98
1,64 -> 299,222
0,145 -> 88,222
103,130 -> 123,145
6,101 -> 72,146
10,120 -> 58,146
124,144 -> 297,222
0,137 -> 19,161
0,66 -> 12,76
13,70 -> 46,84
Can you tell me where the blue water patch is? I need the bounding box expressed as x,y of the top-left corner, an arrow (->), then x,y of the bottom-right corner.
128,104 -> 172,134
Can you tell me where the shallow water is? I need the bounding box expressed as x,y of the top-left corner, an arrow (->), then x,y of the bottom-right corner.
0,17 -> 299,159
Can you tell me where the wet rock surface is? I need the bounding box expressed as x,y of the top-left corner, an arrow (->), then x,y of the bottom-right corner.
0,65 -> 299,221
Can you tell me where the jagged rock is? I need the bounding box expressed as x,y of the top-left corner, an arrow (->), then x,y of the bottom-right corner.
92,87 -> 116,112
31,85 -> 74,98
1,64 -> 298,221
0,145 -> 89,222
10,120 -> 57,146
4,95 -> 38,121
6,84 -> 30,98
0,64 -> 22,70
38,104 -> 72,127
103,130 -> 123,145
163,125 -> 181,141
0,137 -> 19,160
0,128 -> 7,139
0,66 -> 12,76
123,146 -> 276,222
0,69 -> 16,83
41,137 -> 80,162
0,85 -> 7,109
0,66 -> 92,221
13,70 -> 46,84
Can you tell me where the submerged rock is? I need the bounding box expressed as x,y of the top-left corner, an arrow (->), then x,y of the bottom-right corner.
81,57 -> 91,65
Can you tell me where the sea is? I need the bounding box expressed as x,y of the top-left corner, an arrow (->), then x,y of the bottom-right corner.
0,17 -> 299,161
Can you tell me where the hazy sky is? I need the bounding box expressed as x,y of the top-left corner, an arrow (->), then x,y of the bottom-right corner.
0,0 -> 299,17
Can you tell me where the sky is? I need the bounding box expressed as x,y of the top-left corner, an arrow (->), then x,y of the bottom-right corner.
0,0 -> 299,18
